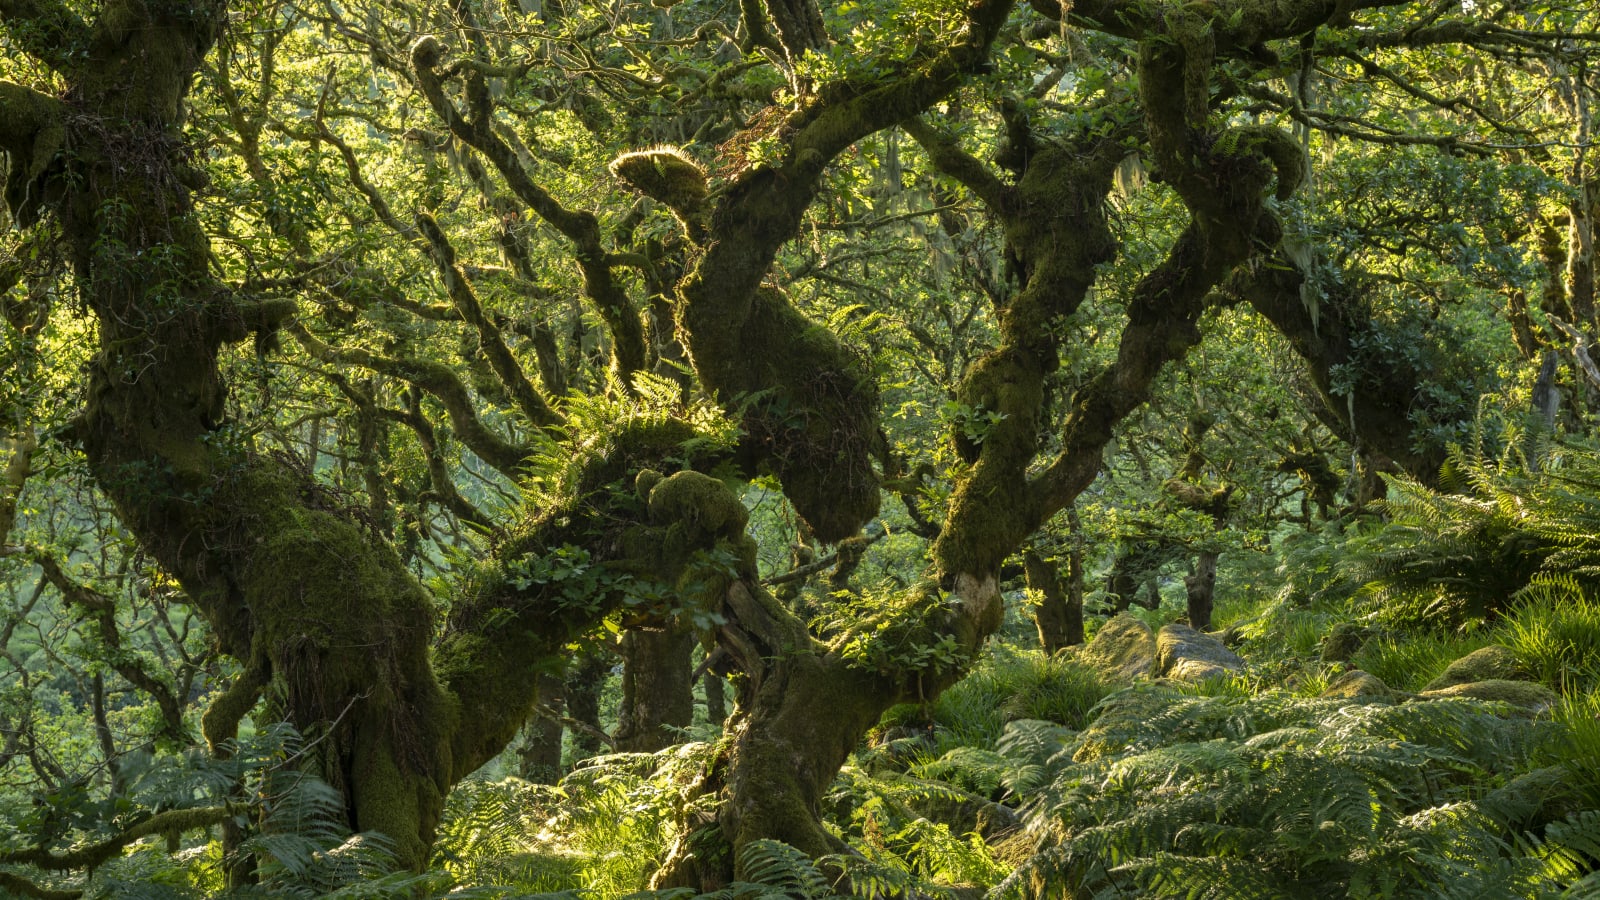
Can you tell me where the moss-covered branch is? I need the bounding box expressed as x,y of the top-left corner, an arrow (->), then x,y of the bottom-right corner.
411,37 -> 647,383
901,118 -> 1010,213
1232,254 -> 1444,481
34,555 -> 188,744
289,322 -> 533,478
1032,40 -> 1299,519
1032,0 -> 1415,46
437,430 -> 748,778
787,0 -> 1015,170
0,81 -> 67,228
0,871 -> 81,900
0,806 -> 231,870
663,0 -> 1012,543
379,394 -> 496,532
201,656 -> 267,755
416,213 -> 561,429
0,430 -> 36,550
760,0 -> 829,62
911,110 -> 1128,581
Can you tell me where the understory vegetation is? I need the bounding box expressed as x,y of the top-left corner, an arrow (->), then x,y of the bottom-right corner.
11,440 -> 1600,897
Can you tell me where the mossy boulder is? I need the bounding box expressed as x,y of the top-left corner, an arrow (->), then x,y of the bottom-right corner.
1484,765 -> 1587,831
1155,623 -> 1245,682
1423,644 -> 1530,692
1319,669 -> 1397,701
1080,614 -> 1157,679
1419,679 -> 1558,712
902,780 -> 1019,841
1320,622 -> 1378,663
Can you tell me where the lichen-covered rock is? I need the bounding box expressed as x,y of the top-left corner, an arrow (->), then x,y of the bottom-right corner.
1320,669 -> 1396,701
1155,623 -> 1245,682
1423,644 -> 1530,692
1080,615 -> 1157,679
1320,622 -> 1378,663
1419,679 -> 1558,712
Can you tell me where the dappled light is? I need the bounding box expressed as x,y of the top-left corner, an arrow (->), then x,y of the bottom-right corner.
2,0 -> 1600,894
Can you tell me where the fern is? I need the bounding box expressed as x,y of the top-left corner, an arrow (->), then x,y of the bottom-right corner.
736,839 -> 831,898
997,685 -> 1563,899
1357,438 -> 1600,630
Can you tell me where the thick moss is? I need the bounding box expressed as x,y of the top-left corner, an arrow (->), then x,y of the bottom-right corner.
1320,669 -> 1398,701
648,470 -> 749,538
609,147 -> 708,221
1485,765 -> 1587,831
1419,679 -> 1558,712
679,286 -> 881,542
1422,645 -> 1530,692
438,418 -> 752,779
1079,615 -> 1157,680
1320,622 -> 1378,663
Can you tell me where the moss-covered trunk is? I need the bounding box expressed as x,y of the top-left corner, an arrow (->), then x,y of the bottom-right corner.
11,0 -> 463,869
1186,551 -> 1219,631
516,674 -> 566,784
615,625 -> 697,752
654,580 -> 898,888
10,0 -> 758,870
1025,550 -> 1083,653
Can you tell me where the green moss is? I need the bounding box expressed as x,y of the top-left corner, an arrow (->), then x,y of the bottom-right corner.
609,147 -> 708,220
1419,679 -> 1558,711
1319,669 -> 1397,701
1320,622 -> 1378,663
1079,615 -> 1158,680
352,725 -> 442,869
1422,644 -> 1530,692
1212,125 -> 1306,200
679,286 -> 881,543
1484,766 -> 1586,831
648,471 -> 748,538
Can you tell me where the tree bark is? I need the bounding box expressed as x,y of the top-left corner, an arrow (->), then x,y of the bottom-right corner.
1024,547 -> 1075,650
517,674 -> 566,784
1185,551 -> 1219,631
615,625 -> 696,753
704,668 -> 727,729
564,648 -> 611,763
4,8 -> 752,866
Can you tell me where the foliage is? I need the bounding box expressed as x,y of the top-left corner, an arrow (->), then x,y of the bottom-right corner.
997,687 -> 1568,899
1357,435 -> 1600,629
4,0 -> 1600,890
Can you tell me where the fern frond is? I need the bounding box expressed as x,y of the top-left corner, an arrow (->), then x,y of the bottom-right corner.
736,840 -> 830,899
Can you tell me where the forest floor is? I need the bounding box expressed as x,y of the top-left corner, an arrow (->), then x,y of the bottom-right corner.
430,570 -> 1600,899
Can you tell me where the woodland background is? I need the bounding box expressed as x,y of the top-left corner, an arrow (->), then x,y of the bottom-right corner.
3,0 -> 1600,894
